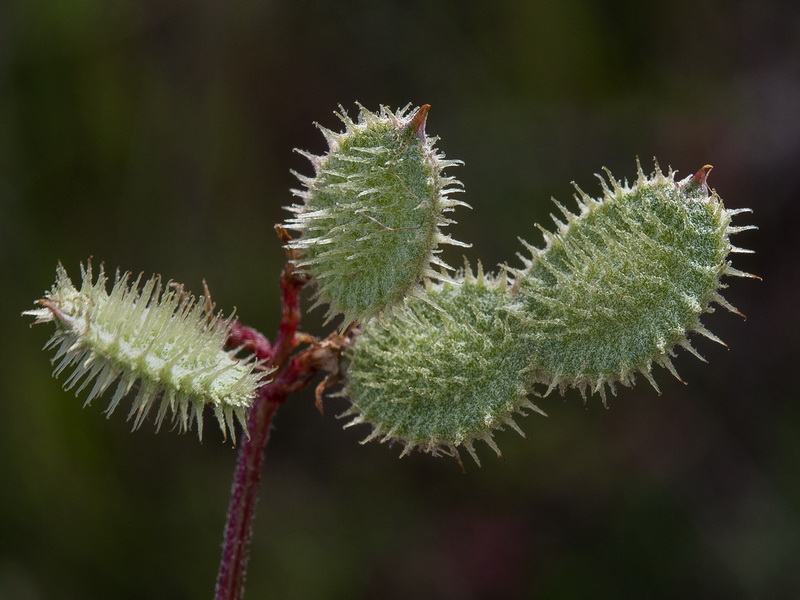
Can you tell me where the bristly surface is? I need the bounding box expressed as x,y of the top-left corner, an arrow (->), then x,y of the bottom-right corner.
284,103 -> 470,326
342,262 -> 544,466
513,162 -> 757,403
24,263 -> 272,441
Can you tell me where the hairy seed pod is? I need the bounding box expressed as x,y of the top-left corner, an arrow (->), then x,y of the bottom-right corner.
24,263 -> 271,441
284,103 -> 470,325
342,263 -> 544,466
514,162 -> 758,402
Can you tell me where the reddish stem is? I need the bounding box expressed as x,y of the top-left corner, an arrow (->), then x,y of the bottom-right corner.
215,228 -> 310,600
227,322 -> 272,362
214,393 -> 280,600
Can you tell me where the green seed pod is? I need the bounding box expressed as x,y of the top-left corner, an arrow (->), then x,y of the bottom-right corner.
24,263 -> 271,440
285,103 -> 469,325
342,263 -> 544,465
514,162 -> 757,402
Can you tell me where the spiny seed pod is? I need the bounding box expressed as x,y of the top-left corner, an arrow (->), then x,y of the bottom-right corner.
24,263 -> 271,440
342,263 -> 544,466
284,103 -> 470,325
514,162 -> 757,402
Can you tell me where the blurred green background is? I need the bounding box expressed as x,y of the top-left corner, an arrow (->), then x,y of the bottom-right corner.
2,0 -> 798,598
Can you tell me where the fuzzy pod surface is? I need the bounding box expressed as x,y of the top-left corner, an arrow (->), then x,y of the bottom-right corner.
24,263 -> 271,440
342,264 -> 544,465
515,163 -> 757,401
285,104 -> 469,325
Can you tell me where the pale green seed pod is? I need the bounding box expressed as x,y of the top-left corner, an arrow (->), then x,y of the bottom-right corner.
514,162 -> 757,402
24,263 -> 271,440
284,103 -> 470,325
342,263 -> 544,465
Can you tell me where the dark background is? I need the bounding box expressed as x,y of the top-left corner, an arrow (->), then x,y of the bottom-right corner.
2,1 -> 798,598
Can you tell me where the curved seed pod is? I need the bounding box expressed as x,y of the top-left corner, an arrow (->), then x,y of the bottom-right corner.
514,162 -> 757,402
284,103 -> 470,326
24,263 -> 272,441
342,263 -> 544,466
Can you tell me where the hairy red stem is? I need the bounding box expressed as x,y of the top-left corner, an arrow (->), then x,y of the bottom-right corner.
215,229 -> 309,600
227,322 -> 272,362
214,393 -> 280,600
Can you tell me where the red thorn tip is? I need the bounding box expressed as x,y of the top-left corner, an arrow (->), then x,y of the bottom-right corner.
409,104 -> 431,139
691,164 -> 714,187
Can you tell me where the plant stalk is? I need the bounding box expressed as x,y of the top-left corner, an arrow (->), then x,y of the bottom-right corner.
214,394 -> 280,600
215,225 -> 310,599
